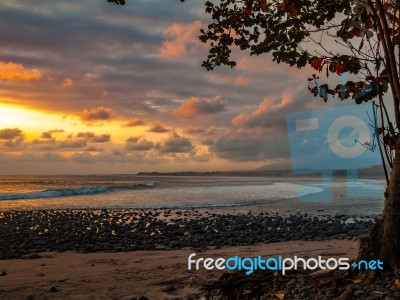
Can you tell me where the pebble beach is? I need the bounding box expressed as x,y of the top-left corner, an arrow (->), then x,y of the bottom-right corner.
0,209 -> 376,260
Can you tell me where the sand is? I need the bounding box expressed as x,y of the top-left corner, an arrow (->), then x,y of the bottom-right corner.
0,240 -> 358,300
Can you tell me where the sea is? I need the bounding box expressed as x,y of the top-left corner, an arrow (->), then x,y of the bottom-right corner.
0,175 -> 385,216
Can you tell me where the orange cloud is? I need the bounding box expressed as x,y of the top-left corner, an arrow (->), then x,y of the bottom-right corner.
61,78 -> 74,88
234,76 -> 249,86
183,125 -> 216,136
76,106 -> 116,123
0,128 -> 24,140
159,21 -> 204,58
122,118 -> 145,127
232,94 -> 293,129
0,61 -> 41,80
83,72 -> 98,81
147,121 -> 170,133
174,96 -> 226,120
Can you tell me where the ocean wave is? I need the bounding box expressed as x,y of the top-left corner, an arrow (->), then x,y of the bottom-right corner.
0,183 -> 156,201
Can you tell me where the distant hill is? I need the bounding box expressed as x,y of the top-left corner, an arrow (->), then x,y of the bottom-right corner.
137,164 -> 385,178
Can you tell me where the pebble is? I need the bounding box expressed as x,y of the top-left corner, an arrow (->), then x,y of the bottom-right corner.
161,284 -> 176,292
0,210 -> 376,259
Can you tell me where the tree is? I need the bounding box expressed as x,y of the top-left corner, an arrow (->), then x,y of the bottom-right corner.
199,0 -> 400,273
111,0 -> 400,272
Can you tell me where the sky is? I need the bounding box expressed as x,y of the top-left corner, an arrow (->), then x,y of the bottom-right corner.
0,0 -> 378,175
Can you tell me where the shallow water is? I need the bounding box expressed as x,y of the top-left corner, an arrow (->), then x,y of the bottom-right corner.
0,175 -> 385,215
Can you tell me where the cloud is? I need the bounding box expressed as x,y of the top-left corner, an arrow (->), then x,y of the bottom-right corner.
122,118 -> 145,127
76,106 -> 116,123
158,131 -> 194,154
0,128 -> 24,140
147,121 -> 170,133
83,72 -> 98,81
41,129 -> 64,139
232,94 -> 295,130
90,134 -> 111,143
234,76 -> 250,86
159,21 -> 204,58
59,139 -> 87,149
61,77 -> 73,88
76,132 -> 96,139
125,136 -> 154,151
0,61 -> 41,80
209,129 -> 288,162
174,96 -> 226,120
182,125 -> 216,136
76,132 -> 111,143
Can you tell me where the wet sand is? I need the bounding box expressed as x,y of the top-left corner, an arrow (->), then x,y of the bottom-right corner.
0,240 -> 358,300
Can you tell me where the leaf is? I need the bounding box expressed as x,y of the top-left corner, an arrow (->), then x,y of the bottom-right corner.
336,62 -> 345,75
278,2 -> 286,12
288,3 -> 298,17
310,58 -> 323,70
350,27 -> 363,37
353,278 -> 362,284
244,6 -> 253,15
365,16 -> 373,29
275,293 -> 285,300
259,0 -> 267,12
395,279 -> 400,287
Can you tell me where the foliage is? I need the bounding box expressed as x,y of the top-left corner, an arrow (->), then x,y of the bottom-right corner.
199,1 -> 399,106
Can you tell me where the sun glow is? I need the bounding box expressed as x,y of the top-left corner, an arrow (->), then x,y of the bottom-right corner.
0,102 -> 146,142
0,103 -> 65,138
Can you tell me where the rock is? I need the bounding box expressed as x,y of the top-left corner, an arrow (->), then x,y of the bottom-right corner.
27,253 -> 41,259
48,286 -> 58,293
0,271 -> 7,276
137,296 -> 149,300
371,291 -> 385,297
354,290 -> 366,297
24,296 -> 35,300
287,279 -> 296,287
183,294 -> 196,300
161,284 -> 176,292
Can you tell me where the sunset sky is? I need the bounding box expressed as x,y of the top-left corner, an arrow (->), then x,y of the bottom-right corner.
0,0 -> 362,175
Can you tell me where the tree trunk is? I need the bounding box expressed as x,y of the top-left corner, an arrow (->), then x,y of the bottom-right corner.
363,137 -> 400,273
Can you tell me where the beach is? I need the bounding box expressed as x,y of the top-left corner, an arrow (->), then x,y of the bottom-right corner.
0,208 -> 381,299
0,176 -> 389,299
0,239 -> 358,300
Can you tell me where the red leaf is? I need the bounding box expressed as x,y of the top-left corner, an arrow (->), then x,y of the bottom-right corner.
259,0 -> 267,12
244,6 -> 253,15
350,27 -> 363,37
365,17 -> 373,29
288,3 -> 298,17
336,62 -> 345,75
310,58 -> 323,70
300,30 -> 310,37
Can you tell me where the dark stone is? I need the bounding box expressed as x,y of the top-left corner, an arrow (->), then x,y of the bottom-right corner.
48,286 -> 58,293
161,285 -> 176,292
27,253 -> 41,259
0,271 -> 7,276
